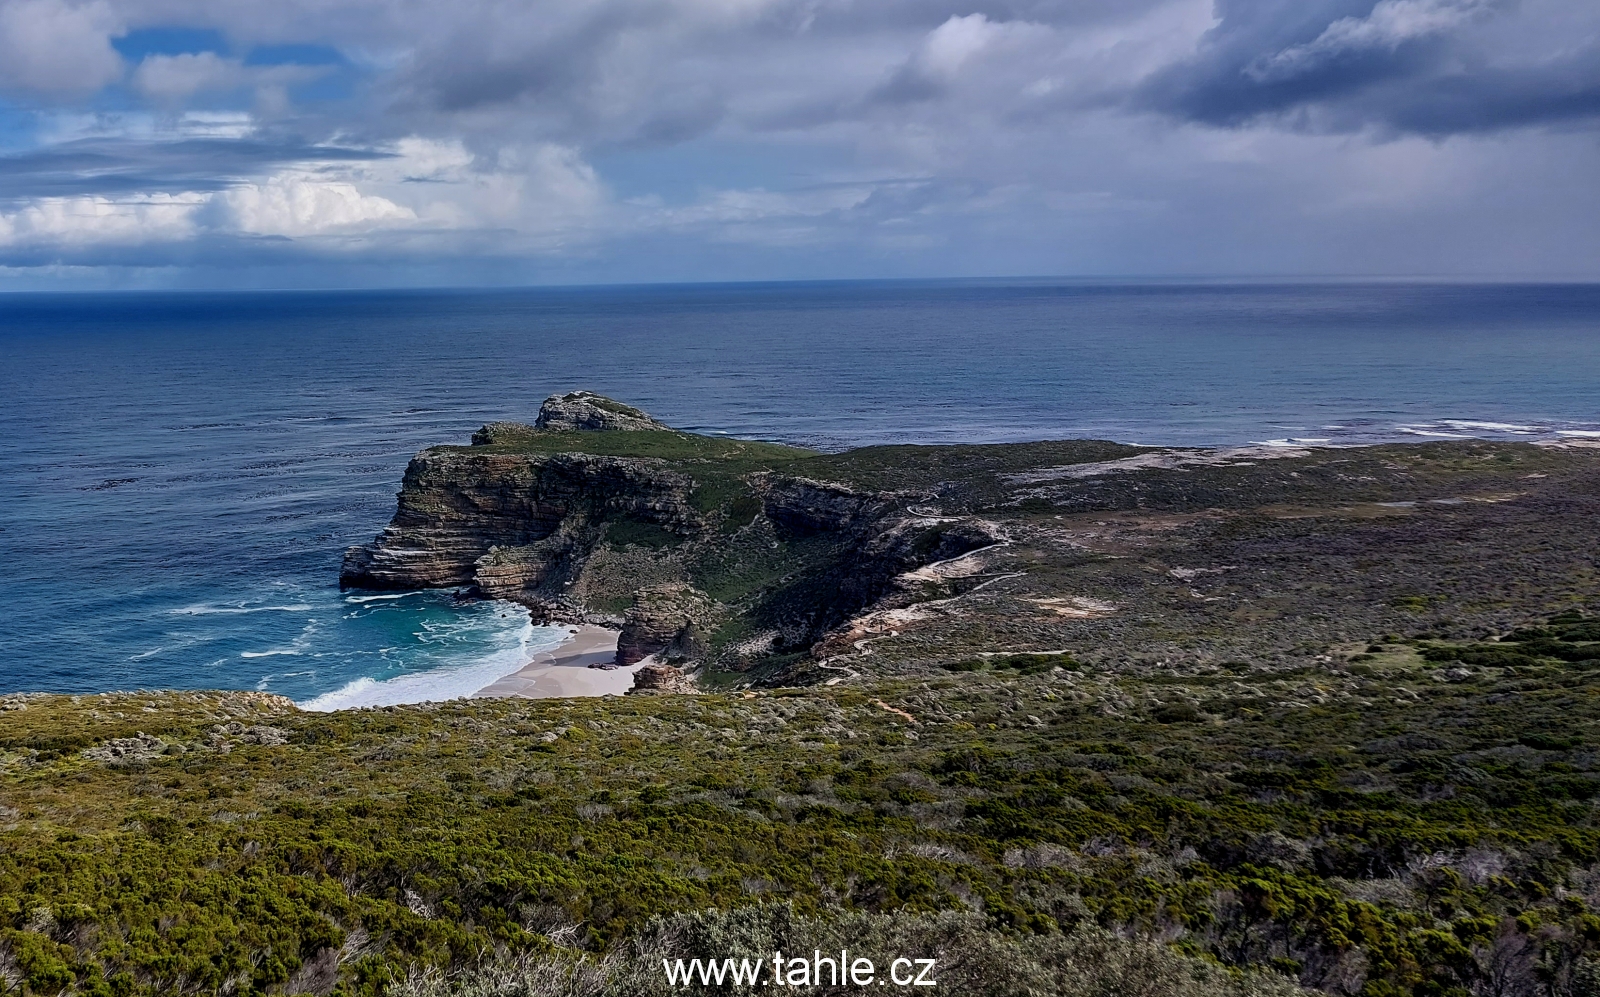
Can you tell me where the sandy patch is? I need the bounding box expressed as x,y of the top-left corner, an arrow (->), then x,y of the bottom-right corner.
1029,596 -> 1116,618
473,625 -> 642,699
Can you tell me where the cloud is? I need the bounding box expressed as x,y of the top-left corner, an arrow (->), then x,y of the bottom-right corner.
0,132 -> 395,199
0,192 -> 202,248
1245,0 -> 1495,83
873,13 -> 1052,103
1138,0 -> 1600,134
212,174 -> 414,236
0,0 -> 123,97
0,130 -> 614,260
0,0 -> 1598,282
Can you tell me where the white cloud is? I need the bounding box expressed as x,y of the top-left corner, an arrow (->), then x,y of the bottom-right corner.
0,192 -> 203,247
215,175 -> 416,236
918,14 -> 1008,77
0,135 -> 612,252
358,139 -> 610,248
0,0 -> 123,96
132,52 -> 243,102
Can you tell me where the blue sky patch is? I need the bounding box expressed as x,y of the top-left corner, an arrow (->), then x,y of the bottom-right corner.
113,27 -> 230,60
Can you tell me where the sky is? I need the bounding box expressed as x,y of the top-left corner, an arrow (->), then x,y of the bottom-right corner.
0,0 -> 1597,288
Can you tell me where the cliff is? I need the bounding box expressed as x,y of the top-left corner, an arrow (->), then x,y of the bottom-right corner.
346,393 -> 1600,684
342,391 -> 1002,669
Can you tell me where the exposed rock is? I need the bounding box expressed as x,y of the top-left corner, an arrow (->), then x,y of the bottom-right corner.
83,733 -> 167,763
616,584 -> 722,666
754,475 -> 902,537
628,663 -> 698,695
208,722 -> 290,753
533,391 -> 667,432
341,451 -> 699,595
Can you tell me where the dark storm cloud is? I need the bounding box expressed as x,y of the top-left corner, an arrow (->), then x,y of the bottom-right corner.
1137,0 -> 1600,134
0,137 -> 394,201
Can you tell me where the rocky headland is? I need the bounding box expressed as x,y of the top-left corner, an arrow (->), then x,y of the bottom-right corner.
344,391 -> 1600,689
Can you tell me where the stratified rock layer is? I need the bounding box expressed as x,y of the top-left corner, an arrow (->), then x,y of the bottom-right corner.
616,584 -> 722,666
341,450 -> 698,593
627,663 -> 697,695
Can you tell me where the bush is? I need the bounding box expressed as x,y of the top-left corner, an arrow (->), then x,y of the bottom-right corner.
393,906 -> 1310,997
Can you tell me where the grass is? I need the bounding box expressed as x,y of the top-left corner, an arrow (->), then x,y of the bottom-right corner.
449,429 -> 814,467
7,646 -> 1600,995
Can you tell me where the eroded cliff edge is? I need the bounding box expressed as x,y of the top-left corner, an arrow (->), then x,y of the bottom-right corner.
342,391 -> 1008,673
345,391 -> 1600,684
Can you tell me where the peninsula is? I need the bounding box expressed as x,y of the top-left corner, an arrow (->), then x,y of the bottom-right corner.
344,391 -> 1600,693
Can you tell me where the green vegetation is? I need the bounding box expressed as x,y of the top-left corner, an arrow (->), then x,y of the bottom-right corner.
603,520 -> 684,551
7,633 -> 1600,996
452,429 -> 812,467
1418,628 -> 1600,670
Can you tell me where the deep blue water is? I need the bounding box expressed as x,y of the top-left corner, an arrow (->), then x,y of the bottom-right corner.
3,280 -> 1598,705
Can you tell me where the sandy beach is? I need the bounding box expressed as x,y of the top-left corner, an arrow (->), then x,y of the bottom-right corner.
472,625 -> 642,699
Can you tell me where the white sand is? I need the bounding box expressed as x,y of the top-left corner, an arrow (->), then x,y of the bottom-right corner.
472,625 -> 642,699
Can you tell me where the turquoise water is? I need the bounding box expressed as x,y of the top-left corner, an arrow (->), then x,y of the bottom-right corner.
2,280 -> 1598,703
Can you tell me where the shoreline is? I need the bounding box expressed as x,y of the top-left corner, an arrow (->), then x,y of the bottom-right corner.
472,624 -> 641,699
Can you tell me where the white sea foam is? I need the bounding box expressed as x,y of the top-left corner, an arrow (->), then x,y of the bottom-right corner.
342,593 -> 420,604
238,618 -> 321,661
1439,420 -> 1542,433
296,615 -> 568,712
1557,430 -> 1600,438
1398,427 -> 1472,439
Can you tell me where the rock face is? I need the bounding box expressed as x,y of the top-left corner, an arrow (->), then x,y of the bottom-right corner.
615,584 -> 722,666
344,392 -> 699,598
754,475 -> 898,536
627,663 -> 697,695
533,391 -> 667,432
340,449 -> 699,594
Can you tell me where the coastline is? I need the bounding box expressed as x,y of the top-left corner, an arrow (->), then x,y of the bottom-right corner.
472,624 -> 641,699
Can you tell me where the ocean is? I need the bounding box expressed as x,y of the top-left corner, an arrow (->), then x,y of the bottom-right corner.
3,280 -> 1598,706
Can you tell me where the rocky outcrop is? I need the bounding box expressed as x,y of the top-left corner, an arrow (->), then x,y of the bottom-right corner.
346,393 -> 1022,669
754,475 -> 903,537
616,584 -> 722,666
341,450 -> 699,595
627,663 -> 697,695
534,391 -> 667,432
